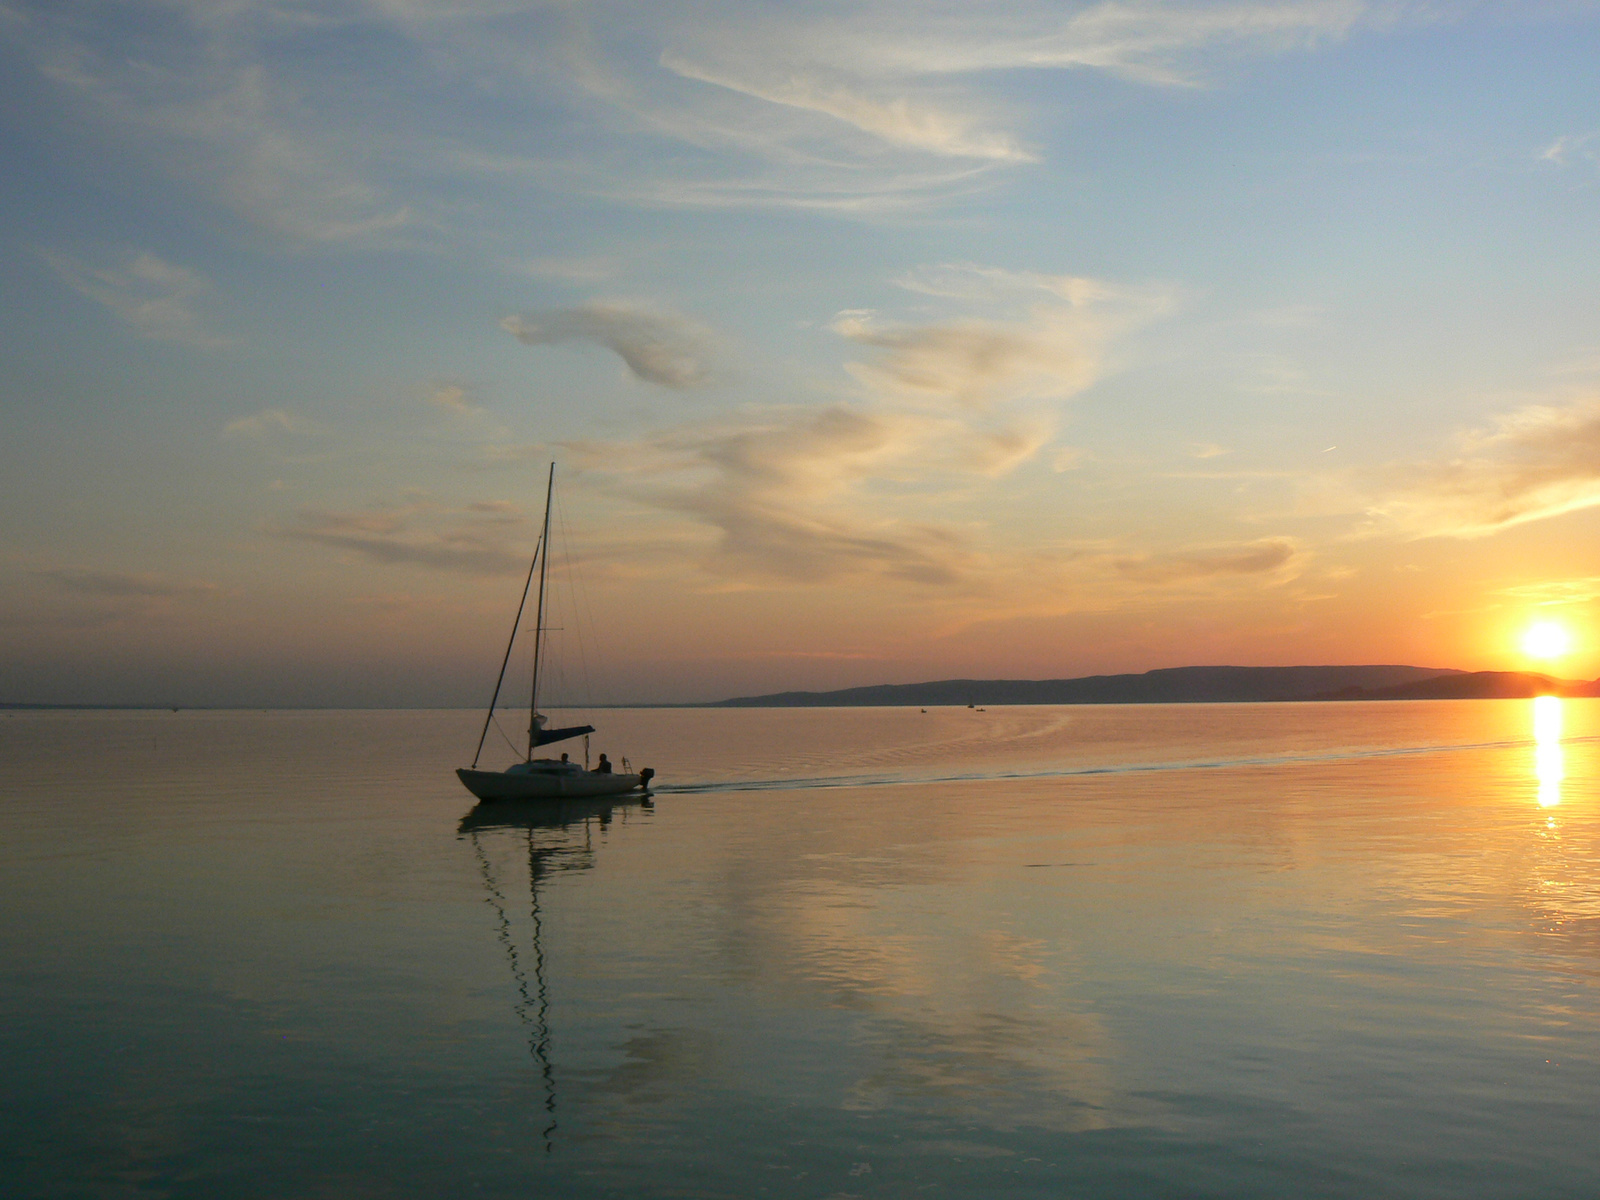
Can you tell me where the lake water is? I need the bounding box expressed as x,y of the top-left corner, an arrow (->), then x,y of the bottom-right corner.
4,701 -> 1600,1198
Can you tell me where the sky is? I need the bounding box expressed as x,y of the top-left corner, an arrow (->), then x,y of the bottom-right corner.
4,0 -> 1600,706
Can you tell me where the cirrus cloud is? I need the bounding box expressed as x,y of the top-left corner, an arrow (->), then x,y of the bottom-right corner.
7,0 -> 1397,232
44,249 -> 229,347
832,311 -> 1099,410
567,404 -> 976,586
272,502 -> 530,576
558,262 -> 1166,588
1371,397 -> 1600,538
1114,537 -> 1302,583
426,385 -> 479,413
36,567 -> 219,598
660,52 -> 1038,164
223,408 -> 316,439
501,302 -> 717,389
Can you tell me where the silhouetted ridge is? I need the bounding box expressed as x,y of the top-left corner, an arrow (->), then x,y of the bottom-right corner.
1313,671 -> 1600,701
713,665 -> 1471,707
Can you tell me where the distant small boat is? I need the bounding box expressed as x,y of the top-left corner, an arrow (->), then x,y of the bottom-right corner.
457,465 -> 653,802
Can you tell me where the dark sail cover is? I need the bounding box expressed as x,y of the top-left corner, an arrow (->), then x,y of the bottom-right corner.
532,723 -> 595,747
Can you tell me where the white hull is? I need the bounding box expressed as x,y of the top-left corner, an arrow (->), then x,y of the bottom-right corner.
456,766 -> 646,802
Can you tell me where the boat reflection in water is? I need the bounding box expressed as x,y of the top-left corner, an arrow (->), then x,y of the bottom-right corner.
458,796 -> 654,1151
1533,695 -> 1563,809
458,795 -> 653,836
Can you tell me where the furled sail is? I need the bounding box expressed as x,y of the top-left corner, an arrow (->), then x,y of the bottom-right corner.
532,723 -> 595,747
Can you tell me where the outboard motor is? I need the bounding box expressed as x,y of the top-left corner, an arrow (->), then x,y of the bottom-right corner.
638,767 -> 655,791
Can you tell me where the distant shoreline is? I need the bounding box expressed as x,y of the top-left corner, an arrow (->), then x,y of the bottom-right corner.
9,663 -> 1599,711
709,665 -> 1600,707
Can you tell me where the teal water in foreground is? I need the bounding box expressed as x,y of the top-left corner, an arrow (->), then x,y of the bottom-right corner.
4,702 -> 1599,1198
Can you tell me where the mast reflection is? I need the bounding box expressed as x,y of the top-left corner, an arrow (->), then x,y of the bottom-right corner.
1533,695 -> 1563,809
459,797 -> 653,1152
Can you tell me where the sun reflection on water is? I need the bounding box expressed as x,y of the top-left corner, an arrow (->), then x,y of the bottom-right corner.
1533,695 -> 1564,809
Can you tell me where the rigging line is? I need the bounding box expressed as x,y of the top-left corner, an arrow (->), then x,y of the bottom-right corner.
527,827 -> 558,1151
565,494 -> 597,709
472,531 -> 542,769
552,489 -> 583,709
553,486 -> 597,710
490,711 -> 521,758
560,485 -> 606,710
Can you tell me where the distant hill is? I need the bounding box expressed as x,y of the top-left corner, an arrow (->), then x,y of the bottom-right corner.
713,665 -> 1476,707
1312,671 -> 1600,701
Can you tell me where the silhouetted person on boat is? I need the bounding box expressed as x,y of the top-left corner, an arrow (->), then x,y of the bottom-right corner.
594,753 -> 612,774
559,753 -> 569,764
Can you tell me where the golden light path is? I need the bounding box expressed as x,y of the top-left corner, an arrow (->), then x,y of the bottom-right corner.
1534,695 -> 1564,809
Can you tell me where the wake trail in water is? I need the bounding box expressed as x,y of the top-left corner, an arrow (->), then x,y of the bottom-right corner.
655,732 -> 1599,796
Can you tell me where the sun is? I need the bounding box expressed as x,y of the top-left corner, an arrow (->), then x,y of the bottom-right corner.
1521,621 -> 1573,660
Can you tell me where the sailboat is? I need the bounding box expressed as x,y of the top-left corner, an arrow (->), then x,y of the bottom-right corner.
456,465 -> 655,801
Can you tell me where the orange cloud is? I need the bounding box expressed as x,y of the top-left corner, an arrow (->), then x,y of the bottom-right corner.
1373,397 -> 1600,537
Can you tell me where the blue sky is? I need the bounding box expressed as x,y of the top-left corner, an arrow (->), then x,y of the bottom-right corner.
4,0 -> 1600,705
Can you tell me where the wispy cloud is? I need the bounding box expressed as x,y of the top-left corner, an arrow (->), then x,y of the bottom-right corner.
660,53 -> 1037,163
272,502 -> 530,575
426,385 -> 479,413
840,265 -> 1167,409
7,565 -> 223,634
466,499 -> 522,517
202,78 -> 415,244
1538,131 -> 1596,166
570,405 -> 976,585
502,302 -> 717,389
1114,537 -> 1302,583
44,249 -> 227,347
1499,576 -> 1600,606
7,0 -> 1393,232
1371,397 -> 1600,537
520,256 -> 622,284
982,0 -> 1372,82
26,12 -> 415,245
561,262 -> 1165,587
832,312 -> 1097,410
36,567 -> 219,598
626,0 -> 1377,208
668,1 -> 1372,89
223,408 -> 315,439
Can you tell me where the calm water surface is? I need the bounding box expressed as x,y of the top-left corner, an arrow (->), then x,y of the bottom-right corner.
4,702 -> 1600,1198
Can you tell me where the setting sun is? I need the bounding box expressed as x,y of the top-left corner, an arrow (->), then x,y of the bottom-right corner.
1522,621 -> 1573,660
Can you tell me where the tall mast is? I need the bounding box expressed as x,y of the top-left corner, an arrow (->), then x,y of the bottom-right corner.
527,463 -> 556,759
